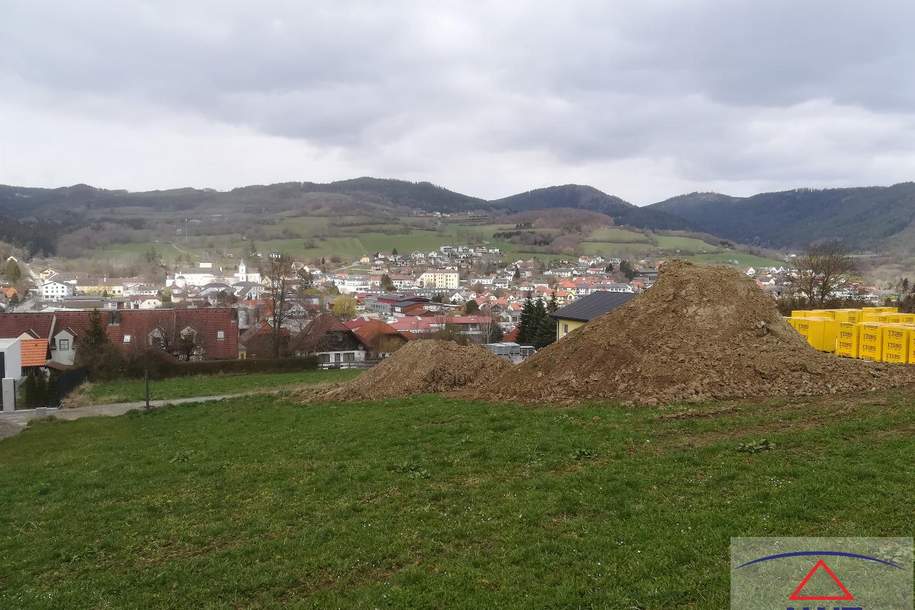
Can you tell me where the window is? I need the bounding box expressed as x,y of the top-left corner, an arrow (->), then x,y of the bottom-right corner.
319,353 -> 330,364
343,352 -> 355,363
563,324 -> 568,334
217,330 -> 225,341
148,328 -> 164,348
123,335 -> 132,343
58,338 -> 70,351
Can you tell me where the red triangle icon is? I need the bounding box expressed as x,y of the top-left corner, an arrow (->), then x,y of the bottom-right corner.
789,559 -> 855,601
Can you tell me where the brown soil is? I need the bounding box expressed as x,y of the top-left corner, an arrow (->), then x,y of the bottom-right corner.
321,339 -> 511,401
474,261 -> 915,405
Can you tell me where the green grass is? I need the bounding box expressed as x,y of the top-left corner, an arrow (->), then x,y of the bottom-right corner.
1,391 -> 913,608
75,370 -> 361,405
689,251 -> 785,268
83,214 -> 784,269
579,228 -> 784,268
585,227 -> 653,244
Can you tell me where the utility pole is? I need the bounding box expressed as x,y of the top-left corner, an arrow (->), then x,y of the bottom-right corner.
144,367 -> 150,409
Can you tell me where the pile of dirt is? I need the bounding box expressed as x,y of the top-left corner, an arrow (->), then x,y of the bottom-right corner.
321,339 -> 512,401
476,261 -> 915,405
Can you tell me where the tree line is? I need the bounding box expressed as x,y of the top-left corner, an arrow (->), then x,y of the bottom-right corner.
517,294 -> 558,349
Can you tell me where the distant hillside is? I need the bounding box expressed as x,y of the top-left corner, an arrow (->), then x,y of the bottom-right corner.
6,178 -> 915,257
0,178 -> 486,220
650,183 -> 915,250
490,185 -> 694,231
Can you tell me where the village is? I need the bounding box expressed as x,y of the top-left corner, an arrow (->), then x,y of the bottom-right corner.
6,0 -> 915,605
0,239 -> 903,407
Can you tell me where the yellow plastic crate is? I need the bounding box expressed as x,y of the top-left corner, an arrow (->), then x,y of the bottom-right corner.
835,322 -> 859,358
832,309 -> 862,324
867,306 -> 899,314
791,310 -> 812,319
858,323 -> 884,362
861,309 -> 886,322
881,325 -> 910,364
807,309 -> 837,320
878,313 -> 902,324
897,313 -> 915,325
793,317 -> 837,352
909,331 -> 915,365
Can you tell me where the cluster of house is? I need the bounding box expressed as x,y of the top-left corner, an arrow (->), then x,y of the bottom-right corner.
745,265 -> 893,302
29,261 -> 263,310
0,246 -> 660,408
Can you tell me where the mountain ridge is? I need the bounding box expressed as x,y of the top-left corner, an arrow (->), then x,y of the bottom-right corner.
3,178 -> 915,254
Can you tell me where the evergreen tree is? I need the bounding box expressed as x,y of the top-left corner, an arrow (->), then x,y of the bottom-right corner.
518,297 -> 535,343
75,310 -> 123,379
531,299 -> 555,349
2,259 -> 22,283
547,292 -> 559,313
83,310 -> 109,352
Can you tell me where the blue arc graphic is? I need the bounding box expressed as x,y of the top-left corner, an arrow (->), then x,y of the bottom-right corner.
736,550 -> 903,570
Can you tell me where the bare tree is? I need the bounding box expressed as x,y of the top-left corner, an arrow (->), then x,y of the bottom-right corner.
792,241 -> 856,306
478,314 -> 502,344
261,252 -> 294,359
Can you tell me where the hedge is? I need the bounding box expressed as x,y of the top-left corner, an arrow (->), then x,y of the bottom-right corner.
147,357 -> 319,379
84,350 -> 319,381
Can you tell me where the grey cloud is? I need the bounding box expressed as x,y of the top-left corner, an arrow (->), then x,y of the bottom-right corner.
1,0 -> 915,200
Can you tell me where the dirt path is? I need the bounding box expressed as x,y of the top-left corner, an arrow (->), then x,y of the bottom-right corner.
0,394 -> 244,441
0,380 -> 345,441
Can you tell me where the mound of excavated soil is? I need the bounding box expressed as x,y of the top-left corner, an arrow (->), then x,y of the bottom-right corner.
477,261 -> 915,405
321,339 -> 512,401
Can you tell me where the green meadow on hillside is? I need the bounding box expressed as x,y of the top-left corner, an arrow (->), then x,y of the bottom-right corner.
79,209 -> 781,269
1,391 -> 913,608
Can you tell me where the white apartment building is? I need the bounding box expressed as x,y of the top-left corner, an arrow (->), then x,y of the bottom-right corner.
417,270 -> 460,290
336,275 -> 371,294
40,280 -> 75,301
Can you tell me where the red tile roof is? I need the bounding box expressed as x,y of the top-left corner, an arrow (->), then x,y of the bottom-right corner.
351,320 -> 410,349
20,339 -> 49,367
0,309 -> 239,359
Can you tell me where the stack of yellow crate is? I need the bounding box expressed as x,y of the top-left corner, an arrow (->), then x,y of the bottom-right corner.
792,317 -> 836,352
832,309 -> 862,324
881,325 -> 910,364
860,307 -> 899,322
835,322 -> 859,358
858,323 -> 884,362
787,307 -> 915,363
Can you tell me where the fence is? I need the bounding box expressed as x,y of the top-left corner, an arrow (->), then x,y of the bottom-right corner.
318,359 -> 380,371
16,367 -> 89,410
48,368 -> 89,407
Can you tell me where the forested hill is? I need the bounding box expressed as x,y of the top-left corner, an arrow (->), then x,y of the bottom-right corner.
490,185 -> 694,231
4,178 -> 915,255
649,182 -> 915,250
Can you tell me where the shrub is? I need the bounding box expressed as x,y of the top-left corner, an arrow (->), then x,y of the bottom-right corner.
117,351 -> 319,380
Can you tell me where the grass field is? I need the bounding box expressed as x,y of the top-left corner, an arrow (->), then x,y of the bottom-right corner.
71,370 -> 361,405
84,214 -> 782,269
1,390 -> 913,608
579,227 -> 785,267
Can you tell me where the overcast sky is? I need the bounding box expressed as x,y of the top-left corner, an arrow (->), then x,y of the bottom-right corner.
2,1 -> 915,204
